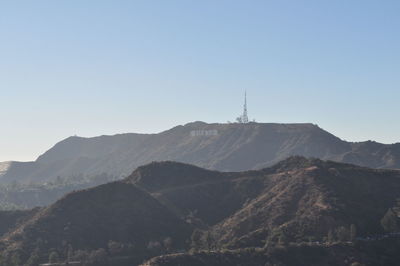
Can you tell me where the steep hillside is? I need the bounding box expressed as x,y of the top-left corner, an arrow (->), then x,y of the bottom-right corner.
127,158 -> 400,250
126,158 -> 400,251
207,158 -> 400,249
0,208 -> 39,237
1,122 -> 400,185
0,182 -> 191,265
1,158 -> 400,265
126,161 -> 262,225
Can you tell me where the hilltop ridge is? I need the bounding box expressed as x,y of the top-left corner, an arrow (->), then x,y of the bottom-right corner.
0,122 -> 399,185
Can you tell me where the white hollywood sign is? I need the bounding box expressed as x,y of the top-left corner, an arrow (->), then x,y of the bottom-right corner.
190,130 -> 219,137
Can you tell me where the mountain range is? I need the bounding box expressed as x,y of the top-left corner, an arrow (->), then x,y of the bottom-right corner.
1,157 -> 400,265
1,122 -> 400,184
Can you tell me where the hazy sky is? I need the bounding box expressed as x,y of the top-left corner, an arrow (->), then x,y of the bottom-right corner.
1,0 -> 399,162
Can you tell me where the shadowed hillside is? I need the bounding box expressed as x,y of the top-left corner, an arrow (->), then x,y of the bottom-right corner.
1,157 -> 400,265
0,182 -> 191,265
208,158 -> 400,249
0,208 -> 39,237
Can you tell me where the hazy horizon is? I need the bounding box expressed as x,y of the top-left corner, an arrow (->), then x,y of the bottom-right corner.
1,0 -> 399,161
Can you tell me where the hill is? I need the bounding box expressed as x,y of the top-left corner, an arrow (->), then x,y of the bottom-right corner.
1,122 -> 400,186
128,157 -> 400,250
0,182 -> 191,265
0,157 -> 400,265
1,157 -> 400,265
207,158 -> 400,249
0,208 -> 39,237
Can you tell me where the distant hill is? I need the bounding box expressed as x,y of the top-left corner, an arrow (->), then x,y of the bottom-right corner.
2,157 -> 400,265
1,121 -> 400,184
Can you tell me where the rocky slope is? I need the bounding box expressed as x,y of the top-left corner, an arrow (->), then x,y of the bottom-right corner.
208,158 -> 400,248
1,122 -> 400,184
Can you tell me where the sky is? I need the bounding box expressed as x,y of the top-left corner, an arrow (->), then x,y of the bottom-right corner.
0,0 -> 399,162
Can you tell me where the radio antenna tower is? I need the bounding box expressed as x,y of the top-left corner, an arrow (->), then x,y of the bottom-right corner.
236,90 -> 249,123
242,90 -> 249,123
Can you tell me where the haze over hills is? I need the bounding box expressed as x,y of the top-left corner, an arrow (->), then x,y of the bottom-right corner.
1,157 -> 400,265
1,122 -> 400,185
3,0 -> 400,265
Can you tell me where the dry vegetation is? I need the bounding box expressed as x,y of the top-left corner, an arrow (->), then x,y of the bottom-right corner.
0,157 -> 400,265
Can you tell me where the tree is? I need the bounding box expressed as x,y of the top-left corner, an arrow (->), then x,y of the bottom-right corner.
327,230 -> 334,243
25,254 -> 40,266
48,251 -> 59,263
263,237 -> 273,249
88,248 -> 108,265
163,237 -> 173,252
336,226 -> 349,242
381,208 -> 400,232
10,253 -> 22,266
350,224 -> 357,241
190,229 -> 204,250
66,245 -> 74,262
205,231 -> 214,250
147,241 -> 161,250
108,240 -> 124,256
70,249 -> 90,262
25,249 -> 40,266
278,233 -> 287,246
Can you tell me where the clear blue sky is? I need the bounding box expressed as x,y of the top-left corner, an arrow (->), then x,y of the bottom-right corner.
1,0 -> 399,161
